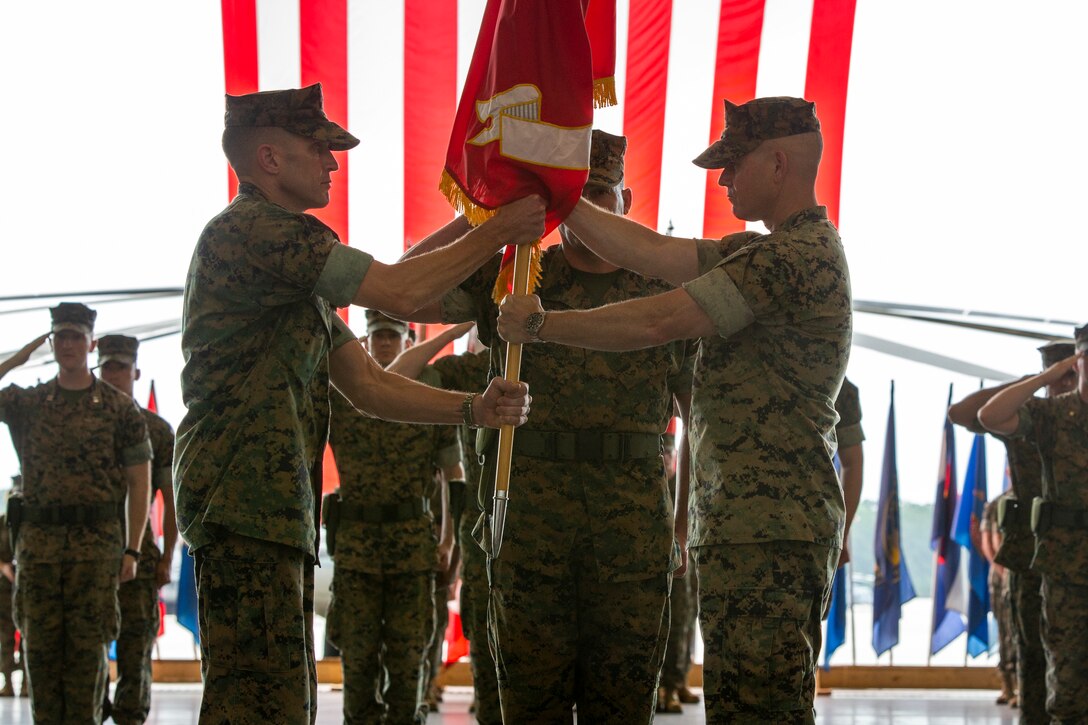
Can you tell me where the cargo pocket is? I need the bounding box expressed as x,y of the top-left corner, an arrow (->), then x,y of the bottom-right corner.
203,558 -> 296,673
722,588 -> 813,712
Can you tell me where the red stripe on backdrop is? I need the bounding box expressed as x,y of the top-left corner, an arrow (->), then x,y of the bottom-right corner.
622,0 -> 672,230
300,0 -> 349,495
702,0 -> 765,240
220,0 -> 259,200
805,0 -> 857,227
404,0 -> 458,355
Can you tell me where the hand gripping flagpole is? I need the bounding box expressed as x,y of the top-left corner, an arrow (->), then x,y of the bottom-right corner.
491,242 -> 536,559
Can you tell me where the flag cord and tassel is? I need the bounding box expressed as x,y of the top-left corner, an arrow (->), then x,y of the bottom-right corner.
490,242 -> 536,558
593,75 -> 617,108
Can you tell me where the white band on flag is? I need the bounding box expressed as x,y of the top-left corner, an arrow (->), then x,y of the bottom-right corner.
469,84 -> 590,170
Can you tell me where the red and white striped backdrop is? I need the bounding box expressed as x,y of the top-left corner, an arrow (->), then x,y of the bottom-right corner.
219,0 -> 855,263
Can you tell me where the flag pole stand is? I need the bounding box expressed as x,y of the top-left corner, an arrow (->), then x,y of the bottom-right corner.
490,243 -> 535,559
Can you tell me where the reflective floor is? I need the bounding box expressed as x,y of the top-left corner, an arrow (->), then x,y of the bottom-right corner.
0,684 -> 1020,724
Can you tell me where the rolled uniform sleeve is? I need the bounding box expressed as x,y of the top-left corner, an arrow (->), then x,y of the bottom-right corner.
315,243 -> 374,308
119,400 -> 153,467
330,313 -> 357,351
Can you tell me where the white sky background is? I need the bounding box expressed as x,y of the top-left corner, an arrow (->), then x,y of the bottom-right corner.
0,1 -> 1083,508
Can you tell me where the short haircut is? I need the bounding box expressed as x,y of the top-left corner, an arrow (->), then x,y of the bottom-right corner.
221,126 -> 273,176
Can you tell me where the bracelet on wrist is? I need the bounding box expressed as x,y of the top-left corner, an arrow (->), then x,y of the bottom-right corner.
462,393 -> 480,429
123,548 -> 141,561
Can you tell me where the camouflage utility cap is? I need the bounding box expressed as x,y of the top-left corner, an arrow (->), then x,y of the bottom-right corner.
366,309 -> 409,336
98,334 -> 139,365
50,302 -> 96,335
586,130 -> 627,189
693,97 -> 820,169
225,83 -> 360,151
1076,323 -> 1088,353
1039,339 -> 1075,367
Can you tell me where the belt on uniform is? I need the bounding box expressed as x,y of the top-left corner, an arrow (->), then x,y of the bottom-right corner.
21,502 -> 123,525
1032,497 -> 1088,535
512,430 -> 662,462
339,498 -> 430,524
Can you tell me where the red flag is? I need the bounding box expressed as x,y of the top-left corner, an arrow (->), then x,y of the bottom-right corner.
146,380 -> 158,414
441,0 -> 611,301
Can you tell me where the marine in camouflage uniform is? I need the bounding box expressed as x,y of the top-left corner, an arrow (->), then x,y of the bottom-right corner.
176,85 -> 536,725
396,337 -> 499,722
658,422 -> 700,714
0,303 -> 152,724
497,97 -> 851,723
325,311 -> 461,724
979,326 -> 1088,724
982,494 -> 1018,705
0,506 -> 25,698
406,130 -> 693,723
97,334 -> 178,725
950,340 -> 1076,723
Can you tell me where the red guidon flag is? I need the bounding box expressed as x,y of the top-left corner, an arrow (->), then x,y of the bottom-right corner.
441,0 -> 616,302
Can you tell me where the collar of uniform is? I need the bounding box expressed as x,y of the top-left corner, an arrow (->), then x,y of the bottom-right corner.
236,181 -> 269,202
775,206 -> 828,234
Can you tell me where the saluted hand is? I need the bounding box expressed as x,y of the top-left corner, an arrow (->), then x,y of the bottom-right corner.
474,378 -> 532,428
496,294 -> 545,344
9,333 -> 50,367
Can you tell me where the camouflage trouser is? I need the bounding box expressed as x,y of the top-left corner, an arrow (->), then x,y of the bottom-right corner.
194,535 -> 316,725
0,579 -> 22,680
991,567 -> 1017,684
1009,569 -> 1047,724
488,530 -> 671,724
694,541 -> 837,725
14,556 -> 121,724
424,576 -> 450,698
661,562 -> 699,690
1041,576 -> 1088,724
459,516 -> 501,725
326,568 -> 434,725
111,572 -> 160,724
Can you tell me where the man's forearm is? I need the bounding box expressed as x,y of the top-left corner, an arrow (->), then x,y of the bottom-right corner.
332,342 -> 467,425
565,199 -> 700,285
839,446 -> 863,536
399,216 -> 473,262
125,463 -> 152,552
386,322 -> 473,379
161,486 -> 179,559
978,376 -> 1045,435
533,289 -> 713,352
355,224 -> 506,317
948,381 -> 1018,429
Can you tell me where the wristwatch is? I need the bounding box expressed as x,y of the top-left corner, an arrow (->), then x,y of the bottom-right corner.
123,548 -> 141,561
525,311 -> 547,341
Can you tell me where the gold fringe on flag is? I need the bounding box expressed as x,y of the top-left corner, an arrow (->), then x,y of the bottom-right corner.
491,241 -> 543,306
593,76 -> 617,109
440,170 -> 498,227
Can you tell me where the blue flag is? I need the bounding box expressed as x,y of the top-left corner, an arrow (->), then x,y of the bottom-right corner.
872,382 -> 916,656
953,433 -> 990,657
176,543 -> 200,644
930,385 -> 966,655
823,565 -> 848,669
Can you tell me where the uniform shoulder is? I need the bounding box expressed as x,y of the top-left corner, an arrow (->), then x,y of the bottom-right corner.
141,408 -> 175,435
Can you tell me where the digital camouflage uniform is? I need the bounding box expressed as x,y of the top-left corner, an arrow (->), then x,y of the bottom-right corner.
442,243 -> 692,723
176,146 -> 373,725
659,431 -> 698,702
983,495 -> 1018,701
0,510 -> 23,695
682,204 -> 851,723
967,397 -> 1050,722
429,349 -> 500,722
325,364 -> 461,725
1,370 -> 151,724
1011,378 -> 1088,724
110,406 -> 174,725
